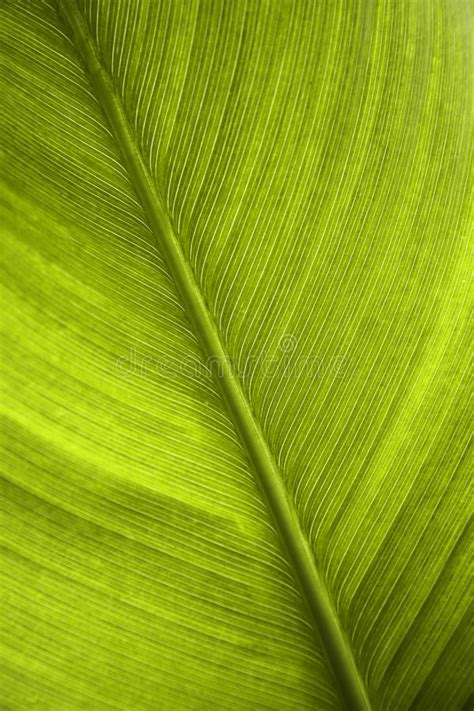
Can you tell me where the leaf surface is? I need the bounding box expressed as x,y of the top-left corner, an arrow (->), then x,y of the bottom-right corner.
0,0 -> 471,709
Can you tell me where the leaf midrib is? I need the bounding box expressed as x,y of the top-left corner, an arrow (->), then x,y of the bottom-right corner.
56,1 -> 371,708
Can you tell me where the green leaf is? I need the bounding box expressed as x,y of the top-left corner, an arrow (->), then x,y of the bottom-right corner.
0,0 -> 471,709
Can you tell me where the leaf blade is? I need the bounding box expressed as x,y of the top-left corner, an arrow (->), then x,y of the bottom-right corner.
1,0 -> 471,708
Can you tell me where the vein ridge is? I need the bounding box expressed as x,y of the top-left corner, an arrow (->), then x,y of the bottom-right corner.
55,1 -> 371,708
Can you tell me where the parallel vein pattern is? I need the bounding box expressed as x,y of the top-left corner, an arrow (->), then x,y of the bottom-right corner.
1,0 -> 472,709
0,2 -> 338,708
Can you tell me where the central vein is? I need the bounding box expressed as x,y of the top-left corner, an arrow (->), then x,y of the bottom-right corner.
56,1 -> 371,709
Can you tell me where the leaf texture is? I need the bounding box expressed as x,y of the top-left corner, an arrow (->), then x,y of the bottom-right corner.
0,0 -> 471,709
